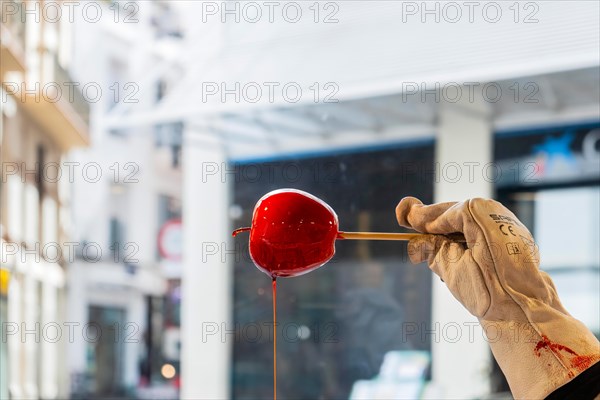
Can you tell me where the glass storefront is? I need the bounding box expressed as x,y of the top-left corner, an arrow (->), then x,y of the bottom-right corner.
231,123 -> 600,398
231,142 -> 435,399
493,123 -> 600,391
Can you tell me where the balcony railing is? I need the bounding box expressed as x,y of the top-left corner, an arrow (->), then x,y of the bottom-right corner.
52,55 -> 90,127
0,0 -> 26,50
1,0 -> 27,73
2,1 -> 90,150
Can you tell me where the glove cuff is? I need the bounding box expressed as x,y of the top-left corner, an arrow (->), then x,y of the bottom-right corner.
480,315 -> 600,399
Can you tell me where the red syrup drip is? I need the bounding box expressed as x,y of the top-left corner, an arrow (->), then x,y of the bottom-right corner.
272,277 -> 277,400
534,335 -> 577,357
533,334 -> 600,374
231,190 -> 339,399
570,354 -> 600,372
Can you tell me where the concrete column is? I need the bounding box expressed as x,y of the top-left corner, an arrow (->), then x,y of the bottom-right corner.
181,130 -> 232,399
432,88 -> 493,398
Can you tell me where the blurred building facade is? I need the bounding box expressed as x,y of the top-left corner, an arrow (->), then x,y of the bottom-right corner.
1,0 -> 89,398
66,1 -> 183,398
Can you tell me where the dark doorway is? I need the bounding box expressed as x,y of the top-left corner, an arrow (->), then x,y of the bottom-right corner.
87,305 -> 127,397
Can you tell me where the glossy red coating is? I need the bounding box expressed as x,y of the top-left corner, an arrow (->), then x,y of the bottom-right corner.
248,189 -> 339,277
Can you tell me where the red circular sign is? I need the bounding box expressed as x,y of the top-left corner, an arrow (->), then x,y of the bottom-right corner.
158,219 -> 183,261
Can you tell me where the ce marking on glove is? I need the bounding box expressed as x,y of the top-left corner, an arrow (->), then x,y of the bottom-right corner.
499,224 -> 517,236
506,242 -> 521,255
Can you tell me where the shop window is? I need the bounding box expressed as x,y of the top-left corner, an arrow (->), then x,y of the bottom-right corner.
232,143 -> 435,399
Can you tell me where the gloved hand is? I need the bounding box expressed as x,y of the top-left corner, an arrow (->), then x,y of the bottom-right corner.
396,197 -> 600,399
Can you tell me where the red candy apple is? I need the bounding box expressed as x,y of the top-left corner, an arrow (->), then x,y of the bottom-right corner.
246,189 -> 339,278
233,189 -> 460,278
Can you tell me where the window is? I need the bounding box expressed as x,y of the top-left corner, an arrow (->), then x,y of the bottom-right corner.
36,145 -> 45,197
534,187 -> 600,333
109,217 -> 125,261
154,122 -> 183,168
231,144 -> 435,399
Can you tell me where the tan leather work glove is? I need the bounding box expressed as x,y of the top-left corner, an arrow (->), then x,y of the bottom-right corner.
396,197 -> 600,399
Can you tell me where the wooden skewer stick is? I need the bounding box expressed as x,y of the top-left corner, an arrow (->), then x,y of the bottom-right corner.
337,231 -> 466,242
